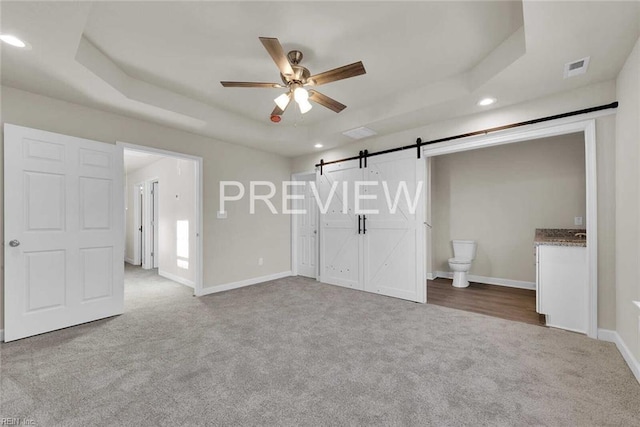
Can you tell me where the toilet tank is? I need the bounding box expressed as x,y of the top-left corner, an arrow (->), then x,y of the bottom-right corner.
452,240 -> 477,260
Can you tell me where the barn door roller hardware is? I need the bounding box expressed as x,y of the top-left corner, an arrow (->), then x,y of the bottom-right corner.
315,101 -> 618,169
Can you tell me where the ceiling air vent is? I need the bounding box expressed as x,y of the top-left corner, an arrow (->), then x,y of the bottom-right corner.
342,126 -> 377,140
564,56 -> 590,79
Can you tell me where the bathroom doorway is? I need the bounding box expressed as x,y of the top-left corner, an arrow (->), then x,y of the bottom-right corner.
423,119 -> 598,337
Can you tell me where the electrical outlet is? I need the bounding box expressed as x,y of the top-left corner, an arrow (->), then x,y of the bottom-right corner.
574,216 -> 583,226
258,257 -> 264,266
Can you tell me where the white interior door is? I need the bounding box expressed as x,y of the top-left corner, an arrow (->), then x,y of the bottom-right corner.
318,160 -> 363,290
137,185 -> 143,265
152,181 -> 159,269
363,151 -> 425,302
296,174 -> 318,278
4,124 -> 124,342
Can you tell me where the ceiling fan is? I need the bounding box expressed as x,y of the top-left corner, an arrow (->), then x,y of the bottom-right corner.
221,37 -> 366,121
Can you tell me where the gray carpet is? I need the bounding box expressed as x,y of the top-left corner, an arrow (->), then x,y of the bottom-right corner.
1,265 -> 639,426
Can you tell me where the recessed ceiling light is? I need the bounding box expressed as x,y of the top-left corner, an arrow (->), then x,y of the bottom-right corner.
314,143 -> 323,148
477,97 -> 496,107
0,34 -> 27,48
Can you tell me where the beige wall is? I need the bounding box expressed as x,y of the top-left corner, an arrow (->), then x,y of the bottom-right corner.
293,81 -> 617,329
0,86 -> 293,329
126,157 -> 197,285
431,134 -> 586,282
615,37 -> 640,361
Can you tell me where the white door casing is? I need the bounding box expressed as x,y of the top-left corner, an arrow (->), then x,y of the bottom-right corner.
318,160 -> 363,290
295,174 -> 318,278
4,124 -> 124,342
363,151 -> 426,303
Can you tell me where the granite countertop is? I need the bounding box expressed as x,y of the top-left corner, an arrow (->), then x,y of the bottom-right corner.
534,228 -> 587,247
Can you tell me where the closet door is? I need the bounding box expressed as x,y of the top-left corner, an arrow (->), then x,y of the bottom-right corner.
318,160 -> 363,290
363,151 -> 426,303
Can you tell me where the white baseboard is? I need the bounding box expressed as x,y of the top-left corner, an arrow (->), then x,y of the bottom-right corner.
598,328 -> 640,384
0,329 -> 4,342
198,271 -> 292,296
426,272 -> 436,280
434,271 -> 536,290
124,257 -> 137,265
159,270 -> 195,289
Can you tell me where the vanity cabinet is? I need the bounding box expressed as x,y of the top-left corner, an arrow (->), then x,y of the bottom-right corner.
536,245 -> 588,333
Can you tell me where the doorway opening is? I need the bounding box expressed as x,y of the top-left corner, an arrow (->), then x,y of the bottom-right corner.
423,119 -> 598,338
121,142 -> 203,296
426,134 -> 586,326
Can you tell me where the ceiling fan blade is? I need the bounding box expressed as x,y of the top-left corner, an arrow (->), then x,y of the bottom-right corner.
221,81 -> 283,88
308,61 -> 366,86
309,90 -> 347,113
272,93 -> 292,116
259,37 -> 295,78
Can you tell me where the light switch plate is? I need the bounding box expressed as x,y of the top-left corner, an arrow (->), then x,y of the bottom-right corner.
217,211 -> 227,219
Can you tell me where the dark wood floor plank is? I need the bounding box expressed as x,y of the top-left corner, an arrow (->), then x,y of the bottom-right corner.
427,278 -> 545,326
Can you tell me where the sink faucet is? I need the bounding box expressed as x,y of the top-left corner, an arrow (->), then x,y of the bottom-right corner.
575,232 -> 587,238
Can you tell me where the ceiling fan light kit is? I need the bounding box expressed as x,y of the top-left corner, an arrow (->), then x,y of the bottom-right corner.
274,93 -> 291,110
221,37 -> 366,121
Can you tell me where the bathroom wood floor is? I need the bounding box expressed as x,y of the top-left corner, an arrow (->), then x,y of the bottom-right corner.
427,278 -> 545,326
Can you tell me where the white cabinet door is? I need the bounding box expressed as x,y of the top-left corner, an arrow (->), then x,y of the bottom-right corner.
318,160 -> 363,290
363,151 -> 426,303
4,124 -> 124,342
538,245 -> 587,333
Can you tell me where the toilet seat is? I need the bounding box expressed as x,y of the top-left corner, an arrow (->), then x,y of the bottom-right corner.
448,257 -> 471,264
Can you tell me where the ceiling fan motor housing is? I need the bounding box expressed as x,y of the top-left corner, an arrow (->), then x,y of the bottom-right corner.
281,51 -> 311,86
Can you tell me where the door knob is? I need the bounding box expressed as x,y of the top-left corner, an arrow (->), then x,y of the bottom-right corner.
9,240 -> 20,247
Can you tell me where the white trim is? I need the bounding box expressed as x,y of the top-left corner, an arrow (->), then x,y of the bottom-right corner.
198,271 -> 292,296
425,157 -> 433,286
598,329 -> 640,384
0,329 -> 4,342
434,271 -> 536,290
584,120 -> 598,339
424,118 -> 598,339
124,257 -> 136,265
159,270 -> 195,289
117,142 -> 204,297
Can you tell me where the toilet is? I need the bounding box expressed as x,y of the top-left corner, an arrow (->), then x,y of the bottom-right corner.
448,240 -> 477,288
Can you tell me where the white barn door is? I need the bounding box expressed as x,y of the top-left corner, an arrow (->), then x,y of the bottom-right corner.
4,124 -> 124,342
318,160 -> 363,290
363,151 -> 425,303
318,152 -> 425,303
